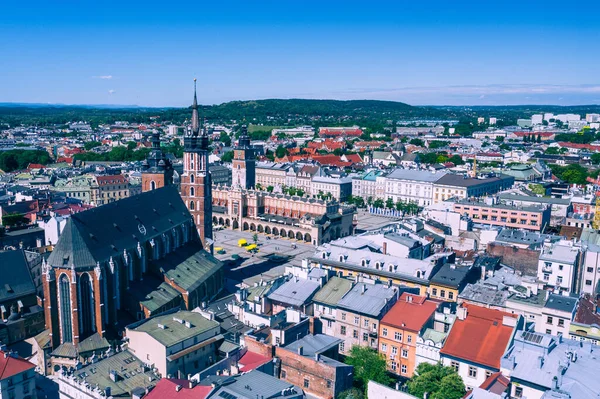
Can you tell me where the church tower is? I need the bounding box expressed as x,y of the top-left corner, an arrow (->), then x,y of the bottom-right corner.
181,79 -> 213,251
232,124 -> 256,189
141,131 -> 174,192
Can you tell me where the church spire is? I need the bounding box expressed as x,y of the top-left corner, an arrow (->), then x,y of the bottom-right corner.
191,78 -> 199,136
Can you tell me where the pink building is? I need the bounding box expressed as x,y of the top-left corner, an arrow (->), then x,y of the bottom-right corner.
454,199 -> 551,231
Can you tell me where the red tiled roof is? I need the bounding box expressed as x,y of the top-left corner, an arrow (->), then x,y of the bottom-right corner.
96,175 -> 127,185
56,157 -> 73,164
27,163 -> 45,169
238,350 -> 271,372
440,304 -> 518,369
0,351 -> 35,380
380,293 -> 439,332
344,154 -> 363,164
574,294 -> 600,326
479,371 -> 510,394
144,379 -> 211,399
558,142 -> 600,151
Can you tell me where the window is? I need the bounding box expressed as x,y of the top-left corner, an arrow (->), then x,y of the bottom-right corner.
451,361 -> 459,372
303,379 -> 309,388
391,346 -> 398,355
559,265 -> 564,271
327,320 -> 333,328
340,326 -> 346,335
382,328 -> 388,337
381,343 -> 387,352
468,366 -> 477,378
363,333 -> 368,342
587,267 -> 594,273
485,370 -> 492,379
407,335 -> 412,343
543,273 -> 550,281
432,288 -> 438,296
354,316 -> 359,325
586,280 -> 593,286
394,332 -> 402,341
440,290 -> 446,298
401,364 -> 407,374
449,292 -> 454,300
340,342 -> 345,352
364,319 -> 370,328
391,361 -> 397,371
401,349 -> 409,358
59,274 -> 73,343
547,316 -> 553,324
23,382 -> 30,394
190,187 -> 195,197
515,386 -> 523,398
353,330 -> 358,339
327,380 -> 332,389
558,319 -> 565,327
557,276 -> 563,285
546,329 -> 552,334
341,313 -> 346,321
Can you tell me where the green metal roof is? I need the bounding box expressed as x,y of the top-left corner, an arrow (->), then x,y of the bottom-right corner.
130,311 -> 219,348
312,276 -> 353,306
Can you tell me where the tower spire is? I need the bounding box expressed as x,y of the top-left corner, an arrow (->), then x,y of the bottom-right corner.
191,78 -> 199,136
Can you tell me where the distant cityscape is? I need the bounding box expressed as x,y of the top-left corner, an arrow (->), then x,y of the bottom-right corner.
2,88 -> 600,399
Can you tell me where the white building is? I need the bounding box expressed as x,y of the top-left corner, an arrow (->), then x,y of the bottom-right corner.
37,215 -> 68,246
537,240 -> 580,293
531,114 -> 544,125
384,169 -> 447,207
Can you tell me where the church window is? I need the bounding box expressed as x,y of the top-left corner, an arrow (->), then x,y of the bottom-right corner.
59,274 -> 73,343
190,201 -> 195,210
150,181 -> 156,190
79,273 -> 95,336
190,174 -> 195,183
190,187 -> 195,197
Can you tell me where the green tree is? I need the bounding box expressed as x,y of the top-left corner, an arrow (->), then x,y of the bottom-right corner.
396,200 -> 405,212
528,183 -> 546,195
407,363 -> 466,399
495,136 -> 505,142
344,346 -> 392,394
296,189 -> 305,197
220,151 -> 234,162
410,138 -> 424,146
373,198 -> 384,208
448,155 -> 465,165
385,197 -> 395,209
255,183 -> 263,190
367,196 -> 374,206
591,153 -> 600,165
2,213 -> 27,227
267,185 -> 274,193
252,233 -> 259,244
353,196 -> 365,208
428,140 -> 450,149
0,149 -> 52,172
84,141 -> 102,150
219,131 -> 231,146
126,141 -> 137,150
275,145 -> 286,159
336,388 -> 364,399
333,148 -> 343,156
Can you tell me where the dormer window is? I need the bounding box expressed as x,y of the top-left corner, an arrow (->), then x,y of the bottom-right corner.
361,259 -> 367,267
322,252 -> 327,259
339,255 -> 344,262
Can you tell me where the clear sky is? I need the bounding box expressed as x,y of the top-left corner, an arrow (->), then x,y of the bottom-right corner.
1,0 -> 599,107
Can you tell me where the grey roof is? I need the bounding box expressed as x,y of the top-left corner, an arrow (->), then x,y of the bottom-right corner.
429,264 -> 473,289
150,242 -> 222,292
47,186 -> 192,270
77,333 -> 110,355
284,334 -> 342,358
421,328 -> 447,344
267,278 -> 321,307
0,250 -> 35,302
544,294 -> 578,314
498,193 -> 571,206
502,332 -> 600,399
386,168 -> 446,182
336,283 -> 398,317
434,173 -> 513,188
539,243 -> 579,264
70,349 -> 159,397
312,277 -> 353,306
210,370 -> 304,399
128,310 -> 219,347
495,229 -> 560,248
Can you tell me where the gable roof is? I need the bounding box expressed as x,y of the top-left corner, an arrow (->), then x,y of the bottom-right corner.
144,379 -> 212,399
47,186 -> 192,270
380,293 -> 438,332
0,351 -> 35,380
440,304 -> 518,369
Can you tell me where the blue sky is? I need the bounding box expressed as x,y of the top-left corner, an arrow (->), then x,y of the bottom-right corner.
1,0 -> 599,106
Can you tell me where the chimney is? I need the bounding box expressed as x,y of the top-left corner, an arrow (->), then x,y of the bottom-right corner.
457,307 -> 468,321
176,385 -> 183,392
297,346 -> 303,356
383,241 -> 387,255
362,285 -> 366,294
552,376 -> 559,390
407,295 -> 413,303
538,356 -> 544,368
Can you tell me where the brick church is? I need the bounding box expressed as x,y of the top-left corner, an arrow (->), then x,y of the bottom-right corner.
41,82 -> 222,372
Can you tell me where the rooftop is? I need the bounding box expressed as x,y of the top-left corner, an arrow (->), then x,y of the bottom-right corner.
312,276 -> 353,307
0,250 -> 36,303
0,350 -> 35,380
267,278 -> 321,308
380,293 -> 438,332
284,334 -> 342,358
440,304 -> 518,369
128,311 -> 219,348
539,242 -> 579,264
386,168 -> 447,182
336,283 -> 398,318
544,294 -> 578,314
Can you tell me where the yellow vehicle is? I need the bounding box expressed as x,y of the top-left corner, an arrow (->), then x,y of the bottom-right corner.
245,244 -> 258,252
238,239 -> 248,247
